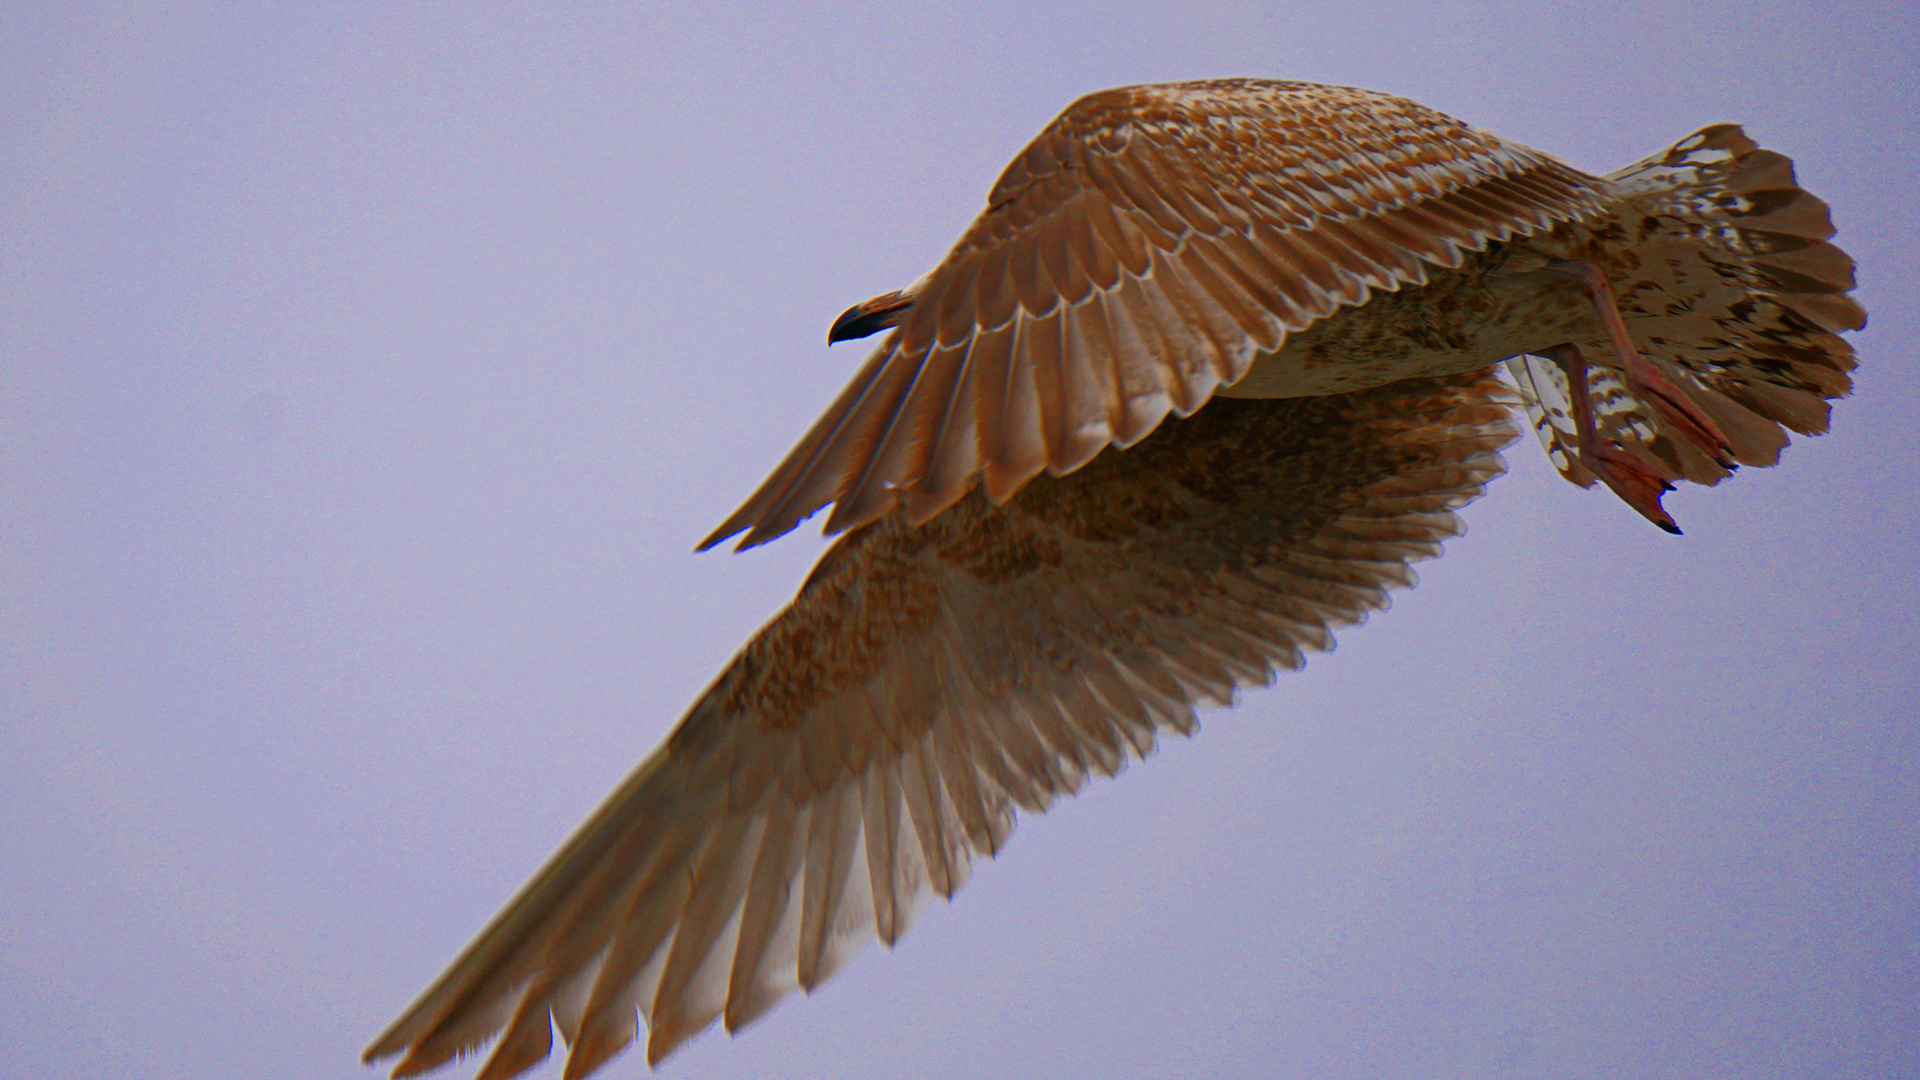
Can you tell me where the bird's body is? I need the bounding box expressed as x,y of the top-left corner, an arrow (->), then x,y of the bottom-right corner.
707,80 -> 1857,547
1214,242 -> 1580,397
366,79 -> 1861,1080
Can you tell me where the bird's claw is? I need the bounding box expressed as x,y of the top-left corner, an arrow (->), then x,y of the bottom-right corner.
1581,441 -> 1682,534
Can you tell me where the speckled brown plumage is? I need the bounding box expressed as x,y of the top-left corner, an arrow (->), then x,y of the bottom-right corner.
367,79 -> 1864,1080
1504,124 -> 1862,490
701,81 -> 1859,550
365,373 -> 1515,1080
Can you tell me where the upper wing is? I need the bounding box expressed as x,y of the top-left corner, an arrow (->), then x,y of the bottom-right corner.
702,78 -> 1604,551
365,370 -> 1519,1080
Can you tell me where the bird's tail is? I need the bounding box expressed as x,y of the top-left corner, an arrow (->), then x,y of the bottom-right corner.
1507,124 -> 1865,493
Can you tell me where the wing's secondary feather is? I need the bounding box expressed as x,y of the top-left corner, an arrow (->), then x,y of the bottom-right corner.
701,79 -> 1605,551
371,80 -> 1868,1080
366,371 -> 1519,1079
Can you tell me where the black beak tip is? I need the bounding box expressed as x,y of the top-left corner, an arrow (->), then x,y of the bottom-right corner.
827,291 -> 913,345
827,304 -> 873,345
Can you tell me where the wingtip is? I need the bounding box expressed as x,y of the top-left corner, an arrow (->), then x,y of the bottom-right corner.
361,1028 -> 410,1068
388,1045 -> 456,1079
700,498 -> 852,553
696,522 -> 791,554
693,525 -> 736,553
696,514 -> 771,553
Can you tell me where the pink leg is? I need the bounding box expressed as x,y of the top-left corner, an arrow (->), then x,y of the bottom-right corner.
1541,343 -> 1683,534
1546,260 -> 1735,469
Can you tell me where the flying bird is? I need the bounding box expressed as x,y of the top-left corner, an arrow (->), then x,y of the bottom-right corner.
365,79 -> 1862,1080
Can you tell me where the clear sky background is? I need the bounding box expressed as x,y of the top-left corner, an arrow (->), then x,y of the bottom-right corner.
5,3 -> 1916,1079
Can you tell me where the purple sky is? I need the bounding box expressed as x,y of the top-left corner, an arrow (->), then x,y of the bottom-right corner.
6,3 -> 1916,1079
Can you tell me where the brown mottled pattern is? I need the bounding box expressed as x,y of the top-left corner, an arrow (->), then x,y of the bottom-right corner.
702,79 -> 1609,551
1220,242 -> 1599,396
1505,124 -> 1863,488
368,85 -> 1866,1080
365,371 -> 1517,1080
699,385 -> 1466,732
703,84 -> 1860,553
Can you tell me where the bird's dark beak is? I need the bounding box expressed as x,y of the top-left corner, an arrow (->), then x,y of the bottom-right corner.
828,289 -> 915,344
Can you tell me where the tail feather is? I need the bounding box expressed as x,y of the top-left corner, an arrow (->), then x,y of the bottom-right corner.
1510,123 -> 1864,491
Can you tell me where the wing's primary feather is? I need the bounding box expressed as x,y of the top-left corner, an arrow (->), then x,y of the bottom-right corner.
371,79 -> 1868,1080
699,80 -> 1605,551
365,370 -> 1519,1079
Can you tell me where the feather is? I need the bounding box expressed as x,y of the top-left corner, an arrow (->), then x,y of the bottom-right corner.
372,77 -> 1864,1080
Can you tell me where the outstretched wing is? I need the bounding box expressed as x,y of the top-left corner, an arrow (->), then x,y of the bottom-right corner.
701,79 -> 1604,551
366,371 -> 1519,1080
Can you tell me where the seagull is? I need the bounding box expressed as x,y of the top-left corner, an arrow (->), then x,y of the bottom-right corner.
365,79 -> 1862,1080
